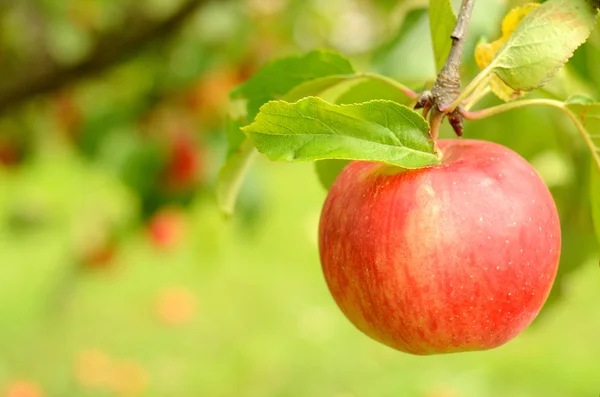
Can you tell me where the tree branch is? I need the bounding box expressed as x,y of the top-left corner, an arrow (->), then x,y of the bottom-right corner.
0,0 -> 206,113
431,0 -> 475,109
415,0 -> 476,140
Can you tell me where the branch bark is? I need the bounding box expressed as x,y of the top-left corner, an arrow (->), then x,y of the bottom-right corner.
431,0 -> 475,110
0,0 -> 206,113
415,0 -> 475,141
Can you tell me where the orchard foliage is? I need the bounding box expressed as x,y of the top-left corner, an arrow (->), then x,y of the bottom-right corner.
0,0 -> 599,393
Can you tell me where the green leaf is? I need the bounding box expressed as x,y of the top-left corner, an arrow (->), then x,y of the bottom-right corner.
315,160 -> 350,190
429,0 -> 457,72
218,50 -> 355,215
488,0 -> 598,92
231,50 -> 355,120
243,97 -> 439,168
592,162 -> 600,244
565,93 -> 596,106
219,49 -> 420,215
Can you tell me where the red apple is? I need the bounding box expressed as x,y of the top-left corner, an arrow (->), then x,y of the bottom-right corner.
319,139 -> 561,355
147,208 -> 186,250
162,134 -> 204,193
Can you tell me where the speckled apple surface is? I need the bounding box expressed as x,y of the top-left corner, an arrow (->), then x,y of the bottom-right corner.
318,139 -> 561,355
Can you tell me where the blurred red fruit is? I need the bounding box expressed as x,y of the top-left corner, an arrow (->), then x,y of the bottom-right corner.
0,142 -> 22,167
155,286 -> 196,325
184,66 -> 248,123
162,134 -> 204,193
3,381 -> 43,397
53,91 -> 83,139
148,208 -> 186,249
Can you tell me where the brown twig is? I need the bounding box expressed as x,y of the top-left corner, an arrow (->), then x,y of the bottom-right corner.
416,0 -> 475,141
0,0 -> 205,113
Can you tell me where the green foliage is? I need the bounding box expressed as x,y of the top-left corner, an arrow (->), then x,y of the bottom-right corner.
429,0 -> 457,72
564,95 -> 600,171
541,66 -> 595,101
282,75 -> 359,103
1,0 -> 600,393
488,0 -> 598,92
218,49 -> 425,210
243,97 -> 438,168
334,77 -> 415,106
216,136 -> 258,216
315,160 -> 350,190
592,165 -> 600,243
372,9 -> 437,85
218,50 -> 360,214
225,116 -> 249,159
231,50 -> 355,120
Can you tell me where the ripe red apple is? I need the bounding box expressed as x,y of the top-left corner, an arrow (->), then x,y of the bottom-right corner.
319,139 -> 561,355
162,134 -> 204,193
147,208 -> 186,250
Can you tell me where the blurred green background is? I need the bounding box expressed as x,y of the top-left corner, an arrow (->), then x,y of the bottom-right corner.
0,0 -> 599,396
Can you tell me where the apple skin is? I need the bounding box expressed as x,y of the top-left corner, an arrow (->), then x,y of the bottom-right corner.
318,139 -> 561,355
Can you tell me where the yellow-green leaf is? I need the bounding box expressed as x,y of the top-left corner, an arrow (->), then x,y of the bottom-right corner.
489,0 -> 598,92
474,3 -> 540,101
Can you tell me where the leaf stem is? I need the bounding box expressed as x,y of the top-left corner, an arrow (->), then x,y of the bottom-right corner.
464,98 -> 600,170
361,73 -> 419,100
564,110 -> 600,172
462,76 -> 492,111
463,98 -> 563,120
464,86 -> 491,111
